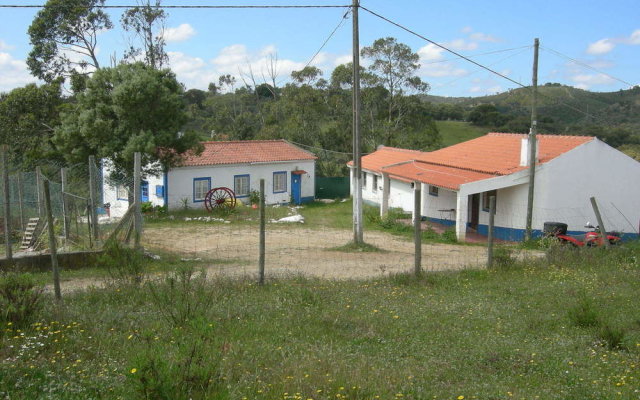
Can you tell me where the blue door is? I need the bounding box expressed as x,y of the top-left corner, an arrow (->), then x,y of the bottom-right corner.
141,180 -> 149,202
291,174 -> 301,204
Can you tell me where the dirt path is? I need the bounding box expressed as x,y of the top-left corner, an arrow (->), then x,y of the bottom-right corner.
143,224 -> 498,279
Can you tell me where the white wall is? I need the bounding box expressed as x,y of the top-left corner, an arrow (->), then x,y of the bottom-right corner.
422,186 -> 458,222
166,160 -> 315,210
361,170 -> 383,205
102,161 -> 164,218
388,179 -> 414,211
534,139 -> 640,233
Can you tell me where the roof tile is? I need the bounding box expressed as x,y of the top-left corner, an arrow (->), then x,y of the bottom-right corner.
179,140 -> 317,167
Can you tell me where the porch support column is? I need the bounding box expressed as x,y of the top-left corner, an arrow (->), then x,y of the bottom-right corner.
455,192 -> 469,242
349,166 -> 355,197
380,173 -> 390,217
420,183 -> 428,217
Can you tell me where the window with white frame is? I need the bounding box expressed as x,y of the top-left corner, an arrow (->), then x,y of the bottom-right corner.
273,171 -> 287,193
362,172 -> 367,188
117,185 -> 128,200
193,178 -> 211,202
372,175 -> 378,192
234,174 -> 250,197
429,185 -> 439,197
482,190 -> 497,212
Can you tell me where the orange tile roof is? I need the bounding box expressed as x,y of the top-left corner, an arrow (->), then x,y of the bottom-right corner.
416,133 -> 593,175
383,161 -> 496,191
179,140 -> 317,167
358,133 -> 593,190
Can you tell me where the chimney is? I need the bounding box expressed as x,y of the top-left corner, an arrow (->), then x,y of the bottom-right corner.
520,135 -> 539,167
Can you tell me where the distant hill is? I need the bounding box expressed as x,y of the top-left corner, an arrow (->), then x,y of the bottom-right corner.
424,84 -> 640,130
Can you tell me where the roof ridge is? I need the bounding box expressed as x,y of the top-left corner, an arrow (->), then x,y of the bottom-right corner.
200,139 -> 285,144
413,159 -> 504,176
487,132 -> 594,139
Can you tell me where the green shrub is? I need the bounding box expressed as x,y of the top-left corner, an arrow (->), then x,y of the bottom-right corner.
492,246 -> 514,267
568,297 -> 601,328
598,323 -> 627,350
441,229 -> 457,243
147,266 -> 215,327
140,201 -> 155,214
97,241 -> 146,285
0,272 -> 43,327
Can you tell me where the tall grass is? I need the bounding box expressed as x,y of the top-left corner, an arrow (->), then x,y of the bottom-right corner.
1,243 -> 639,399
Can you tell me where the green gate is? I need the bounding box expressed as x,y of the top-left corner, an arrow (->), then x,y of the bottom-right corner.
315,177 -> 350,199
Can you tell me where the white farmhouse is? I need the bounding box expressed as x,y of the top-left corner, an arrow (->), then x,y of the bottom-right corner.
103,140 -> 317,217
351,133 -> 640,241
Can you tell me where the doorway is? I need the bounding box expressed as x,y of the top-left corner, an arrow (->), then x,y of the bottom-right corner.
469,193 -> 480,230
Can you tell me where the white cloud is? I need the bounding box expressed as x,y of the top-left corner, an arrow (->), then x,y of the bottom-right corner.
418,43 -> 445,61
0,52 -> 37,92
570,73 -> 615,88
446,39 -> 478,51
586,38 -> 615,55
0,40 -> 14,51
461,26 -> 473,34
624,29 -> 640,45
333,54 -> 352,66
163,23 -> 196,43
469,32 -> 500,43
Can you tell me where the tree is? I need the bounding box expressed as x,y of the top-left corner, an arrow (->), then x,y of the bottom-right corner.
291,66 -> 322,86
27,0 -> 112,82
53,63 -> 200,185
0,81 -> 64,169
361,37 -> 430,146
121,0 -> 168,69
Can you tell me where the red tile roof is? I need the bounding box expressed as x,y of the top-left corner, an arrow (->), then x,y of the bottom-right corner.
179,140 -> 317,167
358,133 -> 593,190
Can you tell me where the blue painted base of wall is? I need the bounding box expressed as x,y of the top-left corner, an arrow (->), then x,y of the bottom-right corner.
473,224 -> 639,243
426,217 -> 455,227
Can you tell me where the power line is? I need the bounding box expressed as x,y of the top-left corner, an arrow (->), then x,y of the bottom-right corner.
0,4 -> 350,9
359,5 -> 619,127
540,45 -> 636,88
288,140 -> 368,156
301,7 -> 351,70
422,45 -> 531,66
359,5 -> 529,91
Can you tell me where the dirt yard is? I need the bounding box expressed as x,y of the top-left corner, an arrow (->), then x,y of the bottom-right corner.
143,223 -> 535,280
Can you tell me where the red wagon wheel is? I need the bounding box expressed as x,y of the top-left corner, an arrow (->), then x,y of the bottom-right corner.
204,187 -> 237,212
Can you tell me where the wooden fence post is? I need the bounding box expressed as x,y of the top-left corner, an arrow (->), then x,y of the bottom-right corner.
43,180 -> 61,300
258,179 -> 266,285
487,195 -> 496,267
88,156 -> 99,242
2,145 -> 12,261
414,181 -> 422,276
133,152 -> 142,249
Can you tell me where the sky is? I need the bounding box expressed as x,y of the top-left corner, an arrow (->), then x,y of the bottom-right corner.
0,0 -> 638,97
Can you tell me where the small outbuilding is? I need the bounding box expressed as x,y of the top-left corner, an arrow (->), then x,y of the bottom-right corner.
103,140 -> 317,217
350,133 -> 640,241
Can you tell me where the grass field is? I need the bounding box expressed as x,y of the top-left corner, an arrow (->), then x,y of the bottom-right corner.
2,242 -> 640,399
436,120 -> 490,147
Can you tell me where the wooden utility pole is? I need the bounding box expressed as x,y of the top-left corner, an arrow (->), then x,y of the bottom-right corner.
413,182 -> 422,275
352,0 -> 363,244
590,197 -> 610,249
2,146 -> 12,261
88,156 -> 99,242
525,38 -> 539,241
258,179 -> 266,285
487,196 -> 496,267
133,152 -> 142,249
43,180 -> 61,300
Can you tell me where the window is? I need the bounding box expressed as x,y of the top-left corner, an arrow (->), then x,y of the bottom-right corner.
234,174 -> 250,197
482,190 -> 497,212
141,181 -> 149,202
193,177 -> 211,202
362,172 -> 367,188
155,185 -> 164,197
273,171 -> 287,193
372,175 -> 378,192
429,185 -> 439,197
117,185 -> 128,200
